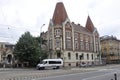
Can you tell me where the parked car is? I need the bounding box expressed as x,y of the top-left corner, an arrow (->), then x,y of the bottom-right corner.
80,62 -> 87,67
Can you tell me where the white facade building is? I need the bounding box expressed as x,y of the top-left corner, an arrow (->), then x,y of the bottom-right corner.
47,2 -> 101,67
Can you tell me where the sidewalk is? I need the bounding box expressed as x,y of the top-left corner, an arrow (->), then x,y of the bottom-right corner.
0,67 -> 35,71
0,64 -> 119,71
0,68 -> 13,71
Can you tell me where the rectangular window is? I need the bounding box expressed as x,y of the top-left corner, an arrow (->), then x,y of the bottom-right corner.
76,53 -> 78,60
66,39 -> 72,49
1,44 -> 3,49
74,33 -> 78,40
55,38 -> 61,48
90,43 -> 93,51
87,54 -> 89,60
66,30 -> 71,39
79,53 -> 84,60
55,29 -> 61,36
75,40 -> 78,50
85,42 -> 89,51
49,61 -> 61,64
80,34 -> 83,41
68,53 -> 71,60
80,41 -> 84,50
49,39 -> 52,49
91,54 -> 94,60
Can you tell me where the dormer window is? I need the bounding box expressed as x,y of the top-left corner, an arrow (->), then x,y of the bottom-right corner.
65,22 -> 71,28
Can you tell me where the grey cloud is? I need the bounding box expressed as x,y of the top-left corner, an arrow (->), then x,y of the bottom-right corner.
0,0 -> 120,43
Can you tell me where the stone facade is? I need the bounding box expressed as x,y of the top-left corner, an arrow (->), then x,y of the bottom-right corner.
100,35 -> 120,64
45,2 -> 100,67
0,42 -> 14,67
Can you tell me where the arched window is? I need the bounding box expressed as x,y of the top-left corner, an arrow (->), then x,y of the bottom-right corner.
7,54 -> 12,63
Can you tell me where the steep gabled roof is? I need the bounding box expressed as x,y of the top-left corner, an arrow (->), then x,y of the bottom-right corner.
52,2 -> 68,25
72,23 -> 92,34
85,16 -> 95,32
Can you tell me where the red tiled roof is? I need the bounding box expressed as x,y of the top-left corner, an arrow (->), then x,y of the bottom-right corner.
52,2 -> 68,25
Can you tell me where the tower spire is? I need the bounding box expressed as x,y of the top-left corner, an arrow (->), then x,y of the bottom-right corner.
52,2 -> 68,25
85,15 -> 95,32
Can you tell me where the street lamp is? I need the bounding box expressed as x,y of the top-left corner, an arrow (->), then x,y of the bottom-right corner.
40,24 -> 45,48
40,24 -> 45,37
40,24 -> 45,60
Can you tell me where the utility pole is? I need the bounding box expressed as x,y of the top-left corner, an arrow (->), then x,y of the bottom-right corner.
114,73 -> 117,80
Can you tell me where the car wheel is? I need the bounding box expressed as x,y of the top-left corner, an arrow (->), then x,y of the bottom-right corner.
56,66 -> 60,69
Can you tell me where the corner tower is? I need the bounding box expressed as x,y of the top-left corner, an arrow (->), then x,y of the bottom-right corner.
52,2 -> 68,25
48,2 -> 71,59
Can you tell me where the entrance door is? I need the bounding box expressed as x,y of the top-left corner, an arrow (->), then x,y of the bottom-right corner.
57,52 -> 61,58
7,54 -> 12,64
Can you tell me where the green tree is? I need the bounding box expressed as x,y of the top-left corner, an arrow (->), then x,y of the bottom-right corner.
35,36 -> 48,61
13,31 -> 46,67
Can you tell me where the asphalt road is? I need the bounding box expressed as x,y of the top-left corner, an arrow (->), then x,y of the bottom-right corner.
0,68 -> 93,80
33,64 -> 120,80
0,64 -> 120,80
34,69 -> 120,80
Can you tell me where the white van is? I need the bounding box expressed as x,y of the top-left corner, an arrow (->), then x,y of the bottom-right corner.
36,59 -> 63,70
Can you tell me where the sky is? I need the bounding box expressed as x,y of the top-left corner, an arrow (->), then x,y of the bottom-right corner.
0,0 -> 120,44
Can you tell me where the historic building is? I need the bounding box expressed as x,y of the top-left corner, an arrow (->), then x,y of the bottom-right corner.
46,2 -> 100,67
0,42 -> 14,67
100,35 -> 120,64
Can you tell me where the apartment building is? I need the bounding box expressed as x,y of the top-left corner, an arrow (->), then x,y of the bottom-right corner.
101,35 -> 120,64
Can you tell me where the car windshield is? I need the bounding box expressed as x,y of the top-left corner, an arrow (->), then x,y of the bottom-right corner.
42,61 -> 47,64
